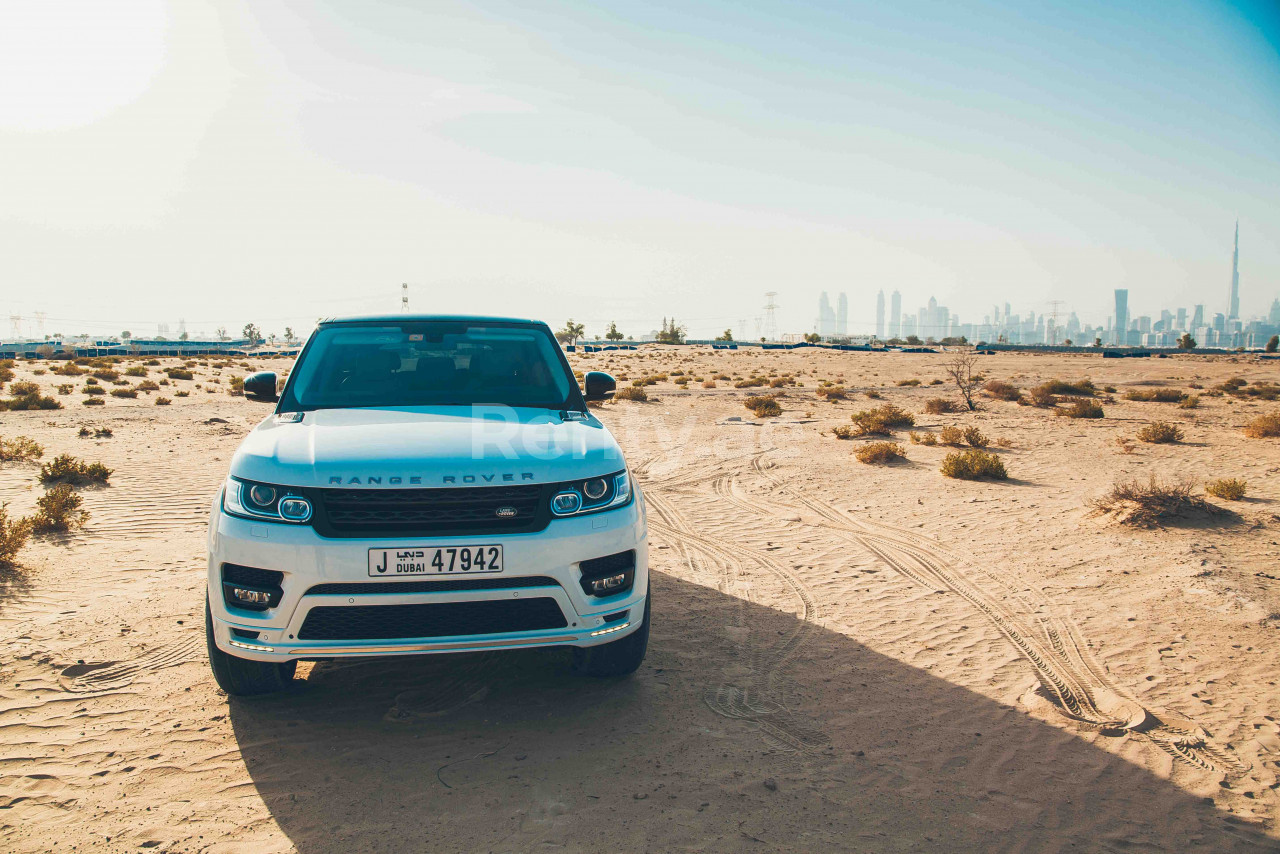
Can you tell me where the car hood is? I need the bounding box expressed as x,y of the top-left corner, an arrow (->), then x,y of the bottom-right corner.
230,407 -> 627,488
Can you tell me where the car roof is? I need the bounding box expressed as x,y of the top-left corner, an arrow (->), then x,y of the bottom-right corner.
318,314 -> 547,326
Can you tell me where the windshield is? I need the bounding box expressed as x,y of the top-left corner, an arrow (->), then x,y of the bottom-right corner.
283,323 -> 577,410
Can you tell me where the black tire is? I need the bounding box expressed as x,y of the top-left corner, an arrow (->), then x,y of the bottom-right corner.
205,595 -> 295,696
572,584 -> 650,677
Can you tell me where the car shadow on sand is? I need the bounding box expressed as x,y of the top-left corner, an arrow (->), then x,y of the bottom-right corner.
228,572 -> 1273,853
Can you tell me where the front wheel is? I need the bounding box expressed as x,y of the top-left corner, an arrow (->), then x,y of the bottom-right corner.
205,595 -> 295,696
572,585 -> 650,677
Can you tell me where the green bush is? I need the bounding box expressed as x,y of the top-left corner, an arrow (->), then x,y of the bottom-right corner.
850,404 -> 915,435
1057,400 -> 1104,419
940,449 -> 1008,480
1243,412 -> 1280,439
1123,388 -> 1185,403
0,503 -> 33,566
962,427 -> 990,447
855,442 -> 906,464
30,484 -> 89,533
2,393 -> 62,410
1205,478 -> 1246,501
1136,422 -> 1183,444
39,454 -> 112,485
0,436 -> 43,462
983,381 -> 1021,401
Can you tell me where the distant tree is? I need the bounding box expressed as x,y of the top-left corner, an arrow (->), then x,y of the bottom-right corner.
1266,335 -> 1278,353
605,322 -> 624,341
759,337 -> 766,343
1063,338 -> 1073,346
715,328 -> 734,342
804,332 -> 821,343
655,317 -> 686,345
121,331 -> 132,342
939,336 -> 968,346
243,323 -> 262,346
179,331 -> 189,341
905,335 -> 923,346
284,327 -> 295,343
36,344 -> 54,358
268,333 -> 277,346
1177,332 -> 1196,350
1094,336 -> 1101,347
215,326 -> 227,341
556,319 -> 585,346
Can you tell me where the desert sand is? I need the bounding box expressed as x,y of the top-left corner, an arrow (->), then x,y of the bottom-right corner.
1,347 -> 1279,853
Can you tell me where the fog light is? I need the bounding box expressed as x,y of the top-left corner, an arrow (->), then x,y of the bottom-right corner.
279,497 -> 312,522
232,587 -> 272,606
551,491 -> 582,515
589,573 -> 628,594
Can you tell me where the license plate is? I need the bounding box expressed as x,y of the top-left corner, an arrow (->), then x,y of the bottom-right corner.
368,545 -> 503,577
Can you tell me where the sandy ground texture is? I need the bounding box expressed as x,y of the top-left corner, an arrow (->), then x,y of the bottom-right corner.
1,347 -> 1279,853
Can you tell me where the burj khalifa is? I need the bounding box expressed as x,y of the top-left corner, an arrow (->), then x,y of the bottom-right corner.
1228,220 -> 1240,321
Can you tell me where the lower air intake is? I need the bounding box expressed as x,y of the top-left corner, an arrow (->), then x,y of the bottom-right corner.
298,598 -> 567,641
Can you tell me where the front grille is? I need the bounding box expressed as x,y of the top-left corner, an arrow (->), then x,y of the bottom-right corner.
311,484 -> 548,538
298,598 -> 567,641
306,576 -> 560,596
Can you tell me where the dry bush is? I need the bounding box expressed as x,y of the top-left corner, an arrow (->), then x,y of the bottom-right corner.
174,390 -> 189,397
92,369 -> 119,381
137,380 -> 160,392
943,355 -> 983,411
1035,379 -> 1096,397
983,380 -> 1021,401
1205,478 -> 1247,501
156,396 -> 171,405
1178,395 -> 1200,409
110,388 -> 138,399
750,398 -> 782,418
0,503 -> 33,566
165,368 -> 194,381
896,378 -> 921,387
82,398 -> 104,406
962,427 -> 990,447
228,376 -> 245,395
939,425 -> 964,445
30,484 -> 89,534
909,431 -> 938,446
864,390 -> 882,399
855,442 -> 906,464
769,377 -> 789,388
1123,388 -> 1185,403
831,425 -> 856,440
1089,476 -> 1214,527
701,380 -> 716,389
817,386 -> 847,400
850,404 -> 915,435
52,363 -> 85,376
83,384 -> 105,395
1057,400 -> 1104,419
1243,412 -> 1280,438
1136,421 -> 1183,444
56,383 -> 72,395
734,377 -> 768,388
995,437 -> 1013,448
9,381 -> 38,396
940,449 -> 1008,480
0,436 -> 44,462
1025,387 -> 1058,408
613,386 -> 648,402
2,393 -> 61,411
924,398 -> 961,414
38,454 -> 113,485
125,366 -> 148,377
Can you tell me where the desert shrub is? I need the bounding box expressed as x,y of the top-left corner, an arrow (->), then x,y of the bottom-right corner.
137,380 -> 160,392
165,368 -> 194,381
714,373 -> 730,381
614,386 -> 648,402
939,425 -> 964,445
850,404 -> 914,435
2,393 -> 61,411
865,390 -> 883,399
769,377 -> 788,388
0,504 -> 33,566
1057,400 -> 1104,419
750,398 -> 782,417
174,390 -> 190,398
1205,478 -> 1247,501
909,431 -> 937,446
817,386 -> 847,400
1136,422 -> 1183,444
896,379 -> 921,387
30,484 -> 89,534
1178,395 -> 1200,410
9,381 -> 38,396
702,380 -> 716,389
228,376 -> 245,396
962,427 -> 990,447
832,425 -> 855,440
983,381 -> 1021,401
924,398 -> 961,414
0,436 -> 43,462
125,366 -> 148,377
82,398 -> 104,406
1034,379 -> 1096,398
940,449 -> 1008,480
83,384 -> 105,395
1090,476 -> 1212,527
110,388 -> 138,399
53,363 -> 84,376
1123,389 -> 1185,403
930,379 -> 944,385
84,377 -> 99,385
56,383 -> 72,395
1243,412 -> 1280,438
145,359 -> 160,366
92,369 -> 119,381
734,377 -> 768,388
855,442 -> 906,464
1025,387 -> 1058,408
39,454 -> 112,485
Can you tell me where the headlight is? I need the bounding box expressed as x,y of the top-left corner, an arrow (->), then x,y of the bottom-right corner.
550,471 -> 632,517
223,477 -> 313,523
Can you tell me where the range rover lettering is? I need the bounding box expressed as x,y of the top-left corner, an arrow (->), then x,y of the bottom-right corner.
205,315 -> 649,695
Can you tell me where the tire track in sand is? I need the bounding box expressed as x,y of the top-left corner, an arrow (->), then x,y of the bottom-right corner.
693,452 -> 1242,776
59,634 -> 203,693
642,479 -> 829,755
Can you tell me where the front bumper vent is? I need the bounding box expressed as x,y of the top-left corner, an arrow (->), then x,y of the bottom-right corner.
297,598 -> 568,641
221,563 -> 284,611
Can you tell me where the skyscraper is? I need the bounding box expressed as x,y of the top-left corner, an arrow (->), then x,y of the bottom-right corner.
836,293 -> 848,336
1228,220 -> 1240,320
889,291 -> 902,338
1113,289 -> 1129,346
1191,304 -> 1204,330
874,290 -> 885,339
817,292 -> 835,337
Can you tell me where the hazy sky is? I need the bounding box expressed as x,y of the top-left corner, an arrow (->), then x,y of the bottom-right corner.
2,0 -> 1278,340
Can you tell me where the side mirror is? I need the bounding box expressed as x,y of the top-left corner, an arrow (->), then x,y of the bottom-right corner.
583,371 -> 616,401
243,371 -> 278,402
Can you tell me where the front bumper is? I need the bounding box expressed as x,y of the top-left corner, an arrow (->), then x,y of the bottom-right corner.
206,488 -> 648,663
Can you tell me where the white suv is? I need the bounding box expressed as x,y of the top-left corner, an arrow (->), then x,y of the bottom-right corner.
205,316 -> 649,696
